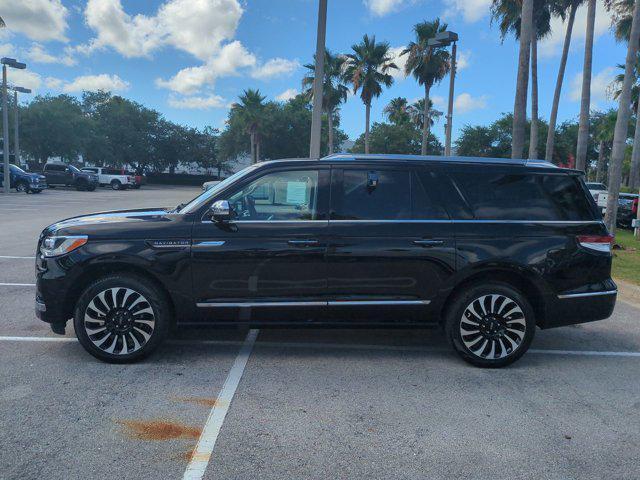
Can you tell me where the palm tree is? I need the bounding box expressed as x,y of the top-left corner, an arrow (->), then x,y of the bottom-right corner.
604,0 -> 640,233
408,98 -> 443,130
232,89 -> 266,164
302,49 -> 349,155
613,55 -> 640,188
509,0 -> 534,158
401,19 -> 450,155
592,110 -> 617,183
575,0 -> 597,172
609,0 -> 636,42
491,0 -> 554,159
384,97 -> 411,124
344,34 -> 398,154
545,0 -> 584,161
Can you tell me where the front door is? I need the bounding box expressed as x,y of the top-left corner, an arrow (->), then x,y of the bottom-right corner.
191,166 -> 330,322
326,165 -> 456,322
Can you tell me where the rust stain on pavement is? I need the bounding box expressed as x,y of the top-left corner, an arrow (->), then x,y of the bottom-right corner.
117,419 -> 201,441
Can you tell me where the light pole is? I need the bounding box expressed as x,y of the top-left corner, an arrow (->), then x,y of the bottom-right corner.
428,31 -> 458,157
12,86 -> 31,168
309,0 -> 327,159
2,57 -> 27,194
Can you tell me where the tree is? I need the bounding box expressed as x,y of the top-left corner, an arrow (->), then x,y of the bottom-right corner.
350,121 -> 442,155
545,0 -> 584,161
302,49 -> 349,155
604,0 -> 640,233
491,0 -> 554,159
344,34 -> 398,154
401,19 -> 450,155
592,110 -> 617,183
408,98 -> 443,130
575,0 -> 597,172
613,55 -> 640,188
232,89 -> 267,163
509,0 -> 534,158
19,95 -> 89,166
383,97 -> 411,124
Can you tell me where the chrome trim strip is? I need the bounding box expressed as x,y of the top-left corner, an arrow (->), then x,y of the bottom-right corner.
200,219 -> 602,225
196,299 -> 431,308
557,290 -> 617,299
192,241 -> 226,247
196,301 -> 326,308
328,300 -> 431,306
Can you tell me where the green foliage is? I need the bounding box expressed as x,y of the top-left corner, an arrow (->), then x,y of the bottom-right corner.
350,120 -> 442,155
401,19 -> 450,89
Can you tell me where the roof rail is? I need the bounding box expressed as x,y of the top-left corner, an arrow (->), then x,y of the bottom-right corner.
321,153 -> 557,168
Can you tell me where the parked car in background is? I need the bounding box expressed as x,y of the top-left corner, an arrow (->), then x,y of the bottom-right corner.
36,154 -> 615,368
126,170 -> 146,189
202,179 -> 221,191
81,167 -> 133,190
585,182 -> 607,204
597,192 -> 639,228
43,163 -> 98,191
0,164 -> 47,193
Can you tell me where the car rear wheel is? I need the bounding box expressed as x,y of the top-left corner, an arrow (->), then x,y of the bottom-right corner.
74,274 -> 170,363
111,179 -> 122,190
445,282 -> 535,368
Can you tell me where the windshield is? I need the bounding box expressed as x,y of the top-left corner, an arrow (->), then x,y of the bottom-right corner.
68,165 -> 81,173
179,164 -> 261,213
10,164 -> 27,174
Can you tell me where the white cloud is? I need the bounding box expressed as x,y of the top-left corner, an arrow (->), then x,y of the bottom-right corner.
44,77 -> 64,89
276,88 -> 299,101
156,41 -> 256,94
61,74 -> 130,93
431,95 -> 446,109
0,43 -> 15,57
443,0 -> 491,23
27,43 -> 77,66
389,46 -> 408,80
8,69 -> 42,92
0,0 -> 69,42
456,50 -> 470,71
168,94 -> 227,109
539,2 -> 612,58
454,93 -> 488,113
78,0 -> 242,60
251,58 -> 299,80
569,67 -> 616,104
363,0 -> 408,16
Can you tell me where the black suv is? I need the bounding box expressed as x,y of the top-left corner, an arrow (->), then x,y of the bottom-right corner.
43,163 -> 98,191
35,155 -> 616,367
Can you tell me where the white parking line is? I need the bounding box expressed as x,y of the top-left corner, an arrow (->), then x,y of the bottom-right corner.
0,256 -> 35,259
183,328 -> 259,480
0,336 -> 76,342
0,283 -> 36,286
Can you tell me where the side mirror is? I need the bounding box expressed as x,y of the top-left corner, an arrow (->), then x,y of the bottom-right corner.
210,200 -> 233,222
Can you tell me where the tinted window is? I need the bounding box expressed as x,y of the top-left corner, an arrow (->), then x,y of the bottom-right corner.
586,183 -> 606,190
412,171 -> 449,220
228,169 -> 319,221
83,168 -> 98,173
451,172 -> 595,221
46,164 -> 65,172
333,169 -> 411,220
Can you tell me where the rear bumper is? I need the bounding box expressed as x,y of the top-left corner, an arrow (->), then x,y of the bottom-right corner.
541,285 -> 617,329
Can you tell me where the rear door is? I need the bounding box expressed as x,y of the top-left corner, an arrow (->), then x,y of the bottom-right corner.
326,163 -> 456,322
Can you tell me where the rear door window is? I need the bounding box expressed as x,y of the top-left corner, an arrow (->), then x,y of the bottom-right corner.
450,172 -> 595,221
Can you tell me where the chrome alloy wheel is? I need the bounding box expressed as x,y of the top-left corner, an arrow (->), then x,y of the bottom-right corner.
83,287 -> 156,355
459,294 -> 526,360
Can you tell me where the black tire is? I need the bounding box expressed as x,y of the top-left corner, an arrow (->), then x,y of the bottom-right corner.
444,282 -> 535,368
111,179 -> 122,190
31,189 -> 42,194
86,184 -> 96,192
74,274 -> 171,363
15,181 -> 29,193
75,181 -> 87,191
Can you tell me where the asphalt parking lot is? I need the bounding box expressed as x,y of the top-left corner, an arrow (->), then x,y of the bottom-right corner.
1,185 -> 640,480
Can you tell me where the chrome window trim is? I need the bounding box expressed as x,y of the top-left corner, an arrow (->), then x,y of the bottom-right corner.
196,299 -> 431,308
199,219 -> 602,225
200,219 -> 329,224
557,290 -> 617,299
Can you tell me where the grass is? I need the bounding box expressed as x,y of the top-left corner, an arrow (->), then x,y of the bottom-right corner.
612,229 -> 640,285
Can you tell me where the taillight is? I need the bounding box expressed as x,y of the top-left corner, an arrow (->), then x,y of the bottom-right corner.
577,234 -> 614,253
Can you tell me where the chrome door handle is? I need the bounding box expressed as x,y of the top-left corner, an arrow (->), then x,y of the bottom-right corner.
413,239 -> 444,247
287,239 -> 319,246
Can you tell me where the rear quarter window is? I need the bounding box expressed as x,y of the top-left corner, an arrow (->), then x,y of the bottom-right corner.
450,172 -> 595,221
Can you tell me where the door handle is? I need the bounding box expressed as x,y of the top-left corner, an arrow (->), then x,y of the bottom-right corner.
413,239 -> 444,247
287,239 -> 319,246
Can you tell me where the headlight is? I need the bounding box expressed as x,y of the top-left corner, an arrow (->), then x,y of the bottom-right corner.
41,235 -> 88,257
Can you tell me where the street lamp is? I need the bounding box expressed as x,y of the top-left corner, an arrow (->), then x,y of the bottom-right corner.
2,57 -> 27,194
11,86 -> 31,168
428,31 -> 458,157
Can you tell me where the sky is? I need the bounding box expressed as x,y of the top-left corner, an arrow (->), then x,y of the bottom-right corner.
0,0 -> 628,145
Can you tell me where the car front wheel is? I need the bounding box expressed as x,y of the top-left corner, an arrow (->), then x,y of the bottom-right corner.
111,180 -> 122,190
445,282 -> 535,368
74,274 -> 170,363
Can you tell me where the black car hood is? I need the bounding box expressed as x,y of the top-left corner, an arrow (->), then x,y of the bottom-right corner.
44,208 -> 178,238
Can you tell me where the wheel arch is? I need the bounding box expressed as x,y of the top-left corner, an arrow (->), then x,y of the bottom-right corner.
440,267 -> 550,327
